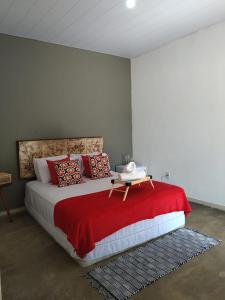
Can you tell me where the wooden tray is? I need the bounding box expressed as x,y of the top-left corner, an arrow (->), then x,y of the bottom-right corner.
109,175 -> 154,201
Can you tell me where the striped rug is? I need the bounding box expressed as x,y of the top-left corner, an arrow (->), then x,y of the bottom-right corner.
87,228 -> 220,300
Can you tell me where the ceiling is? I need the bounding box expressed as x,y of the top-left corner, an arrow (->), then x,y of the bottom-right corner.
1,0 -> 225,58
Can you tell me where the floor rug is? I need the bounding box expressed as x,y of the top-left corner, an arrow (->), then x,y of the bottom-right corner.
87,228 -> 220,300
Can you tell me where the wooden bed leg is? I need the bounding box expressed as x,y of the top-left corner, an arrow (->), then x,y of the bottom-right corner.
123,187 -> 129,201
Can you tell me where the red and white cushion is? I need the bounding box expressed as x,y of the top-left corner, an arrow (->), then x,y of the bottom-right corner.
47,157 -> 70,185
33,155 -> 68,183
71,152 -> 99,175
54,160 -> 82,187
81,153 -> 102,177
88,154 -> 112,179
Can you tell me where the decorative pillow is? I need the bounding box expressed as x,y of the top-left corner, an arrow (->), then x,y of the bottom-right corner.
33,155 -> 68,183
47,157 -> 70,185
82,155 -> 92,177
71,152 -> 99,176
81,153 -> 101,177
54,160 -> 82,187
88,154 -> 112,179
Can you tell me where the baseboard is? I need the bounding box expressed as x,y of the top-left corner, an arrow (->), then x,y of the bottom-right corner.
0,206 -> 26,217
189,197 -> 225,212
1,199 -> 224,218
0,272 -> 2,300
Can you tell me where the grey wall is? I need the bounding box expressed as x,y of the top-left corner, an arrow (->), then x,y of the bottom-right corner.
0,33 -> 132,211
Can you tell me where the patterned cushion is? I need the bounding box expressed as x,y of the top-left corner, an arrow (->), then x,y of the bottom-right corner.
47,157 -> 70,185
88,154 -> 112,179
82,153 -> 101,177
54,160 -> 82,187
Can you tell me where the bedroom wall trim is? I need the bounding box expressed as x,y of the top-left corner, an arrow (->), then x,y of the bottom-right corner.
2,200 -> 223,219
1,199 -> 224,219
0,206 -> 26,218
0,272 -> 2,300
189,198 -> 225,212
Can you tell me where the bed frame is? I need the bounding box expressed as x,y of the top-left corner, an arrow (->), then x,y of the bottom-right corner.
17,137 -> 103,179
18,136 -> 186,267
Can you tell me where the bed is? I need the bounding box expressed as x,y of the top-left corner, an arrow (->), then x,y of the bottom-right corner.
18,137 -> 190,267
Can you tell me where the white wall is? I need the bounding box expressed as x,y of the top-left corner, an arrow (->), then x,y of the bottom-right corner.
131,21 -> 225,208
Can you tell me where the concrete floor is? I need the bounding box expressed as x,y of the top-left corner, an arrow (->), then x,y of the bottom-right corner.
0,202 -> 225,300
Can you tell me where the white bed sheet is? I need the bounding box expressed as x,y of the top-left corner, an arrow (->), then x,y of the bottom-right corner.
25,172 -> 185,266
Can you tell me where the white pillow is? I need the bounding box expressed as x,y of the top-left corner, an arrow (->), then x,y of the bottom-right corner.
33,155 -> 68,183
69,154 -> 82,160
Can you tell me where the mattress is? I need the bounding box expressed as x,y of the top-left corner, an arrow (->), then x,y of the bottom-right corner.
25,172 -> 185,266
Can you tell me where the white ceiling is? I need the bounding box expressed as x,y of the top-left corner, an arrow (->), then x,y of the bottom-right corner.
1,0 -> 225,58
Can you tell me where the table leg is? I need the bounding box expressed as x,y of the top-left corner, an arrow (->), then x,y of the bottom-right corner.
150,179 -> 155,189
123,186 -> 130,201
108,187 -> 113,198
0,189 -> 13,222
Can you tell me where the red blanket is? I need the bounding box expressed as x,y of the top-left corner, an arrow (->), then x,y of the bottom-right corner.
54,181 -> 191,258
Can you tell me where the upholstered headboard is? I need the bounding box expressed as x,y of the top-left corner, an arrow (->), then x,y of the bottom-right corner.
17,137 -> 103,179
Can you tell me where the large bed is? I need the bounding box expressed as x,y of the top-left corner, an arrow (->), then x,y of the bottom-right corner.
25,173 -> 186,266
18,137 -> 189,267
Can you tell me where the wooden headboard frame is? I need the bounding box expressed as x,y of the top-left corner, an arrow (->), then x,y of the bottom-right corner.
17,137 -> 103,179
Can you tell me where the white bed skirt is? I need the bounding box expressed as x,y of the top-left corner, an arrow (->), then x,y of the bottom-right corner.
26,200 -> 185,267
25,177 -> 185,267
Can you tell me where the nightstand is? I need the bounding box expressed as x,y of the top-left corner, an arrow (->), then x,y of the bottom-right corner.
0,172 -> 13,222
115,163 -> 147,174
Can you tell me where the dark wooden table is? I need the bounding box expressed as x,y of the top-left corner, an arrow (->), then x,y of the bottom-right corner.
0,181 -> 13,222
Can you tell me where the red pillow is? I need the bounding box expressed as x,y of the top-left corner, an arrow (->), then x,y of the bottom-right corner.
82,154 -> 102,177
88,154 -> 112,179
47,157 -> 69,185
54,160 -> 82,187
